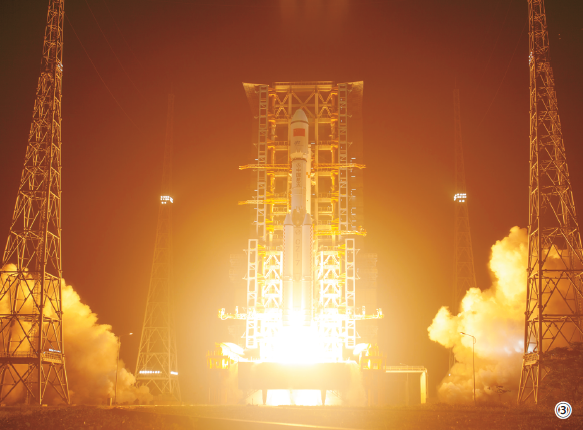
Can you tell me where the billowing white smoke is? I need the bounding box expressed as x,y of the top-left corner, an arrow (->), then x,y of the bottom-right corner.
0,264 -> 151,405
427,227 -> 527,403
61,283 -> 152,404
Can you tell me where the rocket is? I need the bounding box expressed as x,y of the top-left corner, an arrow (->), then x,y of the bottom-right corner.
283,109 -> 313,327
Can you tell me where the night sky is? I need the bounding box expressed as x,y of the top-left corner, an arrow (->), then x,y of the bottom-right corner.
1,0 -> 582,402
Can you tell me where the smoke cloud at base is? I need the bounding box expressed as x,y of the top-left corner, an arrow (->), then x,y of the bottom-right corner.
61,283 -> 152,404
428,227 -> 528,403
0,264 -> 151,405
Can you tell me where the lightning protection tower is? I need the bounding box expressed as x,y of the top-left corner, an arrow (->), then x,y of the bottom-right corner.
518,0 -> 583,404
135,94 -> 181,402
0,0 -> 69,405
450,88 -> 477,370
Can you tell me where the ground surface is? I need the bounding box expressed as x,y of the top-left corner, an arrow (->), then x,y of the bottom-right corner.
0,404 -> 581,429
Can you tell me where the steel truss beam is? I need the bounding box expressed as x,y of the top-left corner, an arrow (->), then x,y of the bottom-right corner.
135,94 -> 181,402
255,86 -> 269,241
344,239 -> 357,348
245,241 -> 284,351
518,0 -> 583,404
337,84 -> 349,233
450,89 -> 477,371
0,0 -> 69,406
246,239 -> 259,349
237,82 -> 375,361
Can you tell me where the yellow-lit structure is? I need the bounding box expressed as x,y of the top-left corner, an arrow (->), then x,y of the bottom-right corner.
211,82 -> 389,405
221,81 -> 382,362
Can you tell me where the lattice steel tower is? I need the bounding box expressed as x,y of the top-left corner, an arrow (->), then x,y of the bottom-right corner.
135,94 -> 181,402
0,0 -> 69,405
518,0 -> 583,404
450,88 -> 477,370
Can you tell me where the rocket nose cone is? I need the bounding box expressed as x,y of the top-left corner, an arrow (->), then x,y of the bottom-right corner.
292,109 -> 308,123
303,213 -> 312,225
284,213 -> 293,225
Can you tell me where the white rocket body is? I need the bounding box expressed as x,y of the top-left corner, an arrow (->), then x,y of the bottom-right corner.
283,109 -> 313,327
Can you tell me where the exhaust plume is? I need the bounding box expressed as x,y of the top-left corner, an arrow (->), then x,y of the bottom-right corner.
427,227 -> 527,403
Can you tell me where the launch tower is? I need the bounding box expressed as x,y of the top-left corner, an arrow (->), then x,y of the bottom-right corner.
450,88 -> 477,370
220,82 -> 382,363
452,88 -> 477,309
518,0 -> 583,404
0,0 -> 69,405
135,94 -> 181,402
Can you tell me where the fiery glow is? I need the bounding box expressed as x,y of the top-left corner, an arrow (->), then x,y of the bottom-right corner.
217,325 -> 369,406
214,87 -> 383,407
247,389 -> 343,406
264,325 -> 339,364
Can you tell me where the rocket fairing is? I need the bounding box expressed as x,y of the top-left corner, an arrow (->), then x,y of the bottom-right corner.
283,109 -> 313,327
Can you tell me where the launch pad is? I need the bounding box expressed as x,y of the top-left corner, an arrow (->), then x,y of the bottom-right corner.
210,81 -> 386,405
238,361 -> 354,405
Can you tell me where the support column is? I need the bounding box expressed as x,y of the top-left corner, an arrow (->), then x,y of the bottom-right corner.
405,374 -> 409,406
420,371 -> 427,404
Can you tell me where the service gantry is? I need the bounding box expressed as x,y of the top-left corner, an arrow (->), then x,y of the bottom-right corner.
0,0 -> 69,405
220,81 -> 382,362
518,0 -> 583,404
135,94 -> 181,402
450,88 -> 478,370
